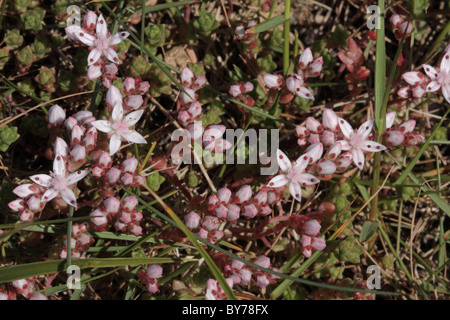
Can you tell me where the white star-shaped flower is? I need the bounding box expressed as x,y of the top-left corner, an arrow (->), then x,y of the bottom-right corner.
336,118 -> 386,170
65,14 -> 129,66
30,153 -> 88,207
423,52 -> 450,103
92,96 -> 147,155
267,149 -> 320,202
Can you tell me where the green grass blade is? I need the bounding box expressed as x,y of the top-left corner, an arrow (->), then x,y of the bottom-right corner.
253,15 -> 286,33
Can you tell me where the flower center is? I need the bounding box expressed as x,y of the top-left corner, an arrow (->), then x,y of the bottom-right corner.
51,175 -> 68,191
437,71 -> 450,85
349,133 -> 364,147
95,36 -> 109,50
111,120 -> 129,135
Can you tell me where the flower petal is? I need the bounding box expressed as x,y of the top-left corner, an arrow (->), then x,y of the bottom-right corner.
336,139 -> 351,151
109,134 -> 122,155
386,111 -> 396,129
87,48 -> 102,65
442,83 -> 450,104
289,182 -> 302,202
426,81 -> 441,92
108,31 -> 129,45
53,154 -> 66,176
30,174 -> 52,187
122,131 -> 147,144
92,120 -> 112,133
296,86 -> 314,99
41,188 -> 58,202
61,188 -> 77,207
74,30 -> 95,46
294,153 -> 310,173
338,118 -> 354,139
96,14 -> 108,38
357,119 -> 374,139
67,170 -> 89,185
360,141 -> 386,153
267,174 -> 289,188
104,48 -> 119,64
352,148 -> 365,170
111,100 -> 124,123
298,173 -> 320,186
422,64 -> 438,79
276,149 -> 292,172
440,52 -> 450,73
124,110 -> 144,127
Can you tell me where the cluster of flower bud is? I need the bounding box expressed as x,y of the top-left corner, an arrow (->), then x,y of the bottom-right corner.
89,195 -> 143,236
264,48 -> 322,103
289,215 -> 326,257
137,264 -> 163,294
60,223 -> 94,259
177,67 -> 206,127
229,81 -> 255,107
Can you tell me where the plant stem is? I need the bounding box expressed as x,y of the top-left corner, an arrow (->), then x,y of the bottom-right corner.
283,0 -> 291,76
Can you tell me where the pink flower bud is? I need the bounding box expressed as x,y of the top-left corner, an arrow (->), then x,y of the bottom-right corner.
105,167 -> 121,184
242,82 -> 254,94
8,199 -> 25,212
13,184 -> 36,198
217,187 -> 232,204
75,111 -> 93,124
104,63 -> 118,76
240,268 -> 252,286
336,153 -> 353,171
412,85 -> 426,99
303,219 -> 321,236
122,196 -> 138,212
295,125 -> 310,139
209,229 -> 224,243
307,57 -> 323,77
398,119 -> 416,134
390,14 -> 403,28
215,204 -> 228,219
256,274 -> 270,288
263,74 -> 282,89
188,123 -> 204,141
397,86 -> 411,99
147,264 -> 163,279
253,190 -> 268,205
242,204 -> 258,219
121,173 -> 134,186
226,204 -> 240,222
383,131 -> 404,148
286,75 -> 302,94
235,185 -> 252,204
123,77 -> 136,95
197,228 -> 209,239
317,159 -> 336,175
136,81 -> 150,94
90,209 -> 108,227
87,65 -> 102,80
177,110 -> 190,126
229,85 -> 241,97
97,152 -> 112,168
302,246 -> 312,258
71,125 -> 84,145
192,75 -> 206,91
180,88 -> 196,104
300,235 -> 312,247
305,142 -> 323,164
82,127 -> 97,150
124,95 -> 143,110
181,67 -> 194,87
320,130 -> 336,146
119,211 -> 132,224
48,104 -> 66,125
325,142 -> 342,160
207,194 -> 219,211
121,157 -> 138,174
187,101 -> 202,119
27,196 -> 43,212
404,132 -> 424,146
311,236 -> 326,251
20,209 -> 34,221
254,255 -> 270,269
70,145 -> 86,163
83,11 -> 97,30
306,117 -> 324,134
322,108 -> 339,131
386,111 -> 396,129
64,116 -> 78,131
259,205 -> 272,216
185,211 -> 201,229
298,48 -> 313,69
129,223 -> 142,236
201,215 -> 220,231
106,85 -> 122,108
402,71 -> 424,86
146,281 -> 159,294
